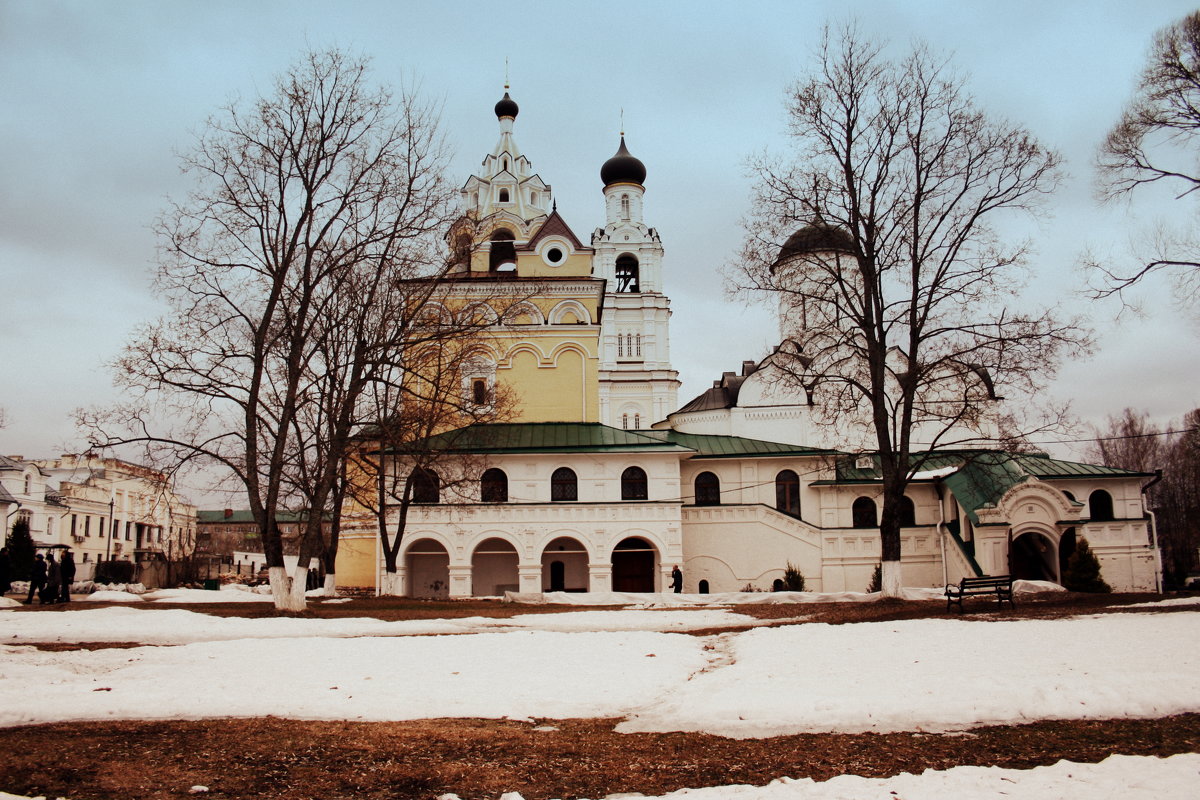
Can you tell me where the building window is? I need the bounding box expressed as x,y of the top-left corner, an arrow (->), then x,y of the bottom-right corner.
852,497 -> 877,528
634,413 -> 640,428
531,190 -> 538,205
551,467 -> 578,502
775,470 -> 800,517
898,496 -> 916,527
498,188 -> 510,203
100,518 -> 106,538
615,254 -> 640,292
695,472 -> 720,506
622,413 -> 629,429
84,516 -> 91,537
472,379 -> 489,405
23,474 -> 31,495
481,468 -> 508,503
1089,489 -> 1115,522
620,194 -> 630,218
71,515 -> 77,536
489,229 -> 516,271
409,468 -> 439,504
635,333 -> 642,356
621,466 -> 648,501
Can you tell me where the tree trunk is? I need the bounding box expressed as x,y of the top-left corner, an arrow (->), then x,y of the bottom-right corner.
380,570 -> 403,596
268,566 -> 304,611
322,572 -> 337,596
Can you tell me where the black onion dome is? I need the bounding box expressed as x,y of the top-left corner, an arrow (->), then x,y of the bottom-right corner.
776,223 -> 858,263
494,92 -> 519,119
600,136 -> 647,186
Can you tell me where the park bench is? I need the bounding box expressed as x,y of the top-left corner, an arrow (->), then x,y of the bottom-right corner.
945,575 -> 1015,613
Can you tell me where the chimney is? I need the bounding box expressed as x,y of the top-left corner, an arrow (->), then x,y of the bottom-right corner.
224,508 -> 233,519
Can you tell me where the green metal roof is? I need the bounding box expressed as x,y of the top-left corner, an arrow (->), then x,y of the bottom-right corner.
197,510 -> 316,524
385,422 -> 691,455
647,430 -> 837,459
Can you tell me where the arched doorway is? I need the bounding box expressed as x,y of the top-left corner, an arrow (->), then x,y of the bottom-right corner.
1010,531 -> 1058,582
406,538 -> 450,599
541,536 -> 589,592
471,538 -> 519,596
611,537 -> 657,592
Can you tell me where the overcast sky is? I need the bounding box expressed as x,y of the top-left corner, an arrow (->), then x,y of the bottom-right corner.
2,0 -> 1198,505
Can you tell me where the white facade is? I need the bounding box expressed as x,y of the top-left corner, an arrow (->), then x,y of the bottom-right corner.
1,453 -> 197,570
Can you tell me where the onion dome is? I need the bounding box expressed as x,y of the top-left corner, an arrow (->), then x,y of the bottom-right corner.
776,223 -> 858,263
494,91 -> 519,120
600,136 -> 647,187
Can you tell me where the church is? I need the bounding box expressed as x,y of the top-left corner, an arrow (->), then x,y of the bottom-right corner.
333,90 -> 1161,597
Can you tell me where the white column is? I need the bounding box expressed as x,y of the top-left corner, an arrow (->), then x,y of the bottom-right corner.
518,563 -> 542,593
448,565 -> 473,598
588,561 -> 612,592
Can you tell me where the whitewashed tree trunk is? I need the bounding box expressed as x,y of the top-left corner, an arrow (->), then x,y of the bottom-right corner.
286,564 -> 309,610
322,573 -> 337,597
881,559 -> 903,598
380,571 -> 403,596
268,566 -> 304,611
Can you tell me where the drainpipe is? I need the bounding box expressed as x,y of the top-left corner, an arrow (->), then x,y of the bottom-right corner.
936,481 -> 949,587
1141,469 -> 1164,594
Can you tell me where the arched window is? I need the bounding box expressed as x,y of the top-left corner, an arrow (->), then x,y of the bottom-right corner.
635,333 -> 642,356
472,379 -> 488,406
775,470 -> 800,517
502,158 -> 509,172
1062,490 -> 1076,503
409,468 -> 439,504
551,467 -> 578,502
898,496 -> 916,527
695,472 -> 721,506
634,413 -> 640,428
622,413 -> 629,429
480,468 -> 507,503
498,188 -> 510,203
530,190 -> 538,205
473,191 -> 479,208
1089,489 -> 1115,522
489,229 -> 516,271
621,466 -> 648,501
852,496 -> 877,528
620,194 -> 630,218
615,254 -> 640,293
23,474 -> 31,495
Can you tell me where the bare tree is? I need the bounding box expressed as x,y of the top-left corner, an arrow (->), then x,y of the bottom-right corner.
1093,11 -> 1200,301
80,49 -> 457,611
734,24 -> 1085,597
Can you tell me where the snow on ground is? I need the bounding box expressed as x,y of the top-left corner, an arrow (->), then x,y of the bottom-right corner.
3,754 -> 1199,799
0,606 -> 758,645
617,613 -> 1200,736
1128,596 -> 1200,608
1,607 -> 1197,735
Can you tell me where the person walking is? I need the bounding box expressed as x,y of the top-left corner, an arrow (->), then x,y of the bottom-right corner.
0,547 -> 11,595
59,549 -> 76,603
671,564 -> 683,593
25,553 -> 46,604
42,552 -> 61,605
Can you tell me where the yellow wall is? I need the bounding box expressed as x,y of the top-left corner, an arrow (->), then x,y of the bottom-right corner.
336,531 -> 377,588
497,343 -> 598,422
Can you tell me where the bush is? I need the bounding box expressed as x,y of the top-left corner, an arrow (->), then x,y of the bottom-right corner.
1062,537 -> 1111,593
7,519 -> 35,581
866,564 -> 882,593
783,562 -> 806,591
94,560 -> 137,585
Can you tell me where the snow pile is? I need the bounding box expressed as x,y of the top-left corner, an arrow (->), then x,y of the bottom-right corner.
0,597 -> 21,609
146,586 -> 274,603
81,590 -> 144,603
0,606 -> 756,646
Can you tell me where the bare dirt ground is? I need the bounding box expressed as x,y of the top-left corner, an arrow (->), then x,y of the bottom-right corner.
1,592 -> 1196,800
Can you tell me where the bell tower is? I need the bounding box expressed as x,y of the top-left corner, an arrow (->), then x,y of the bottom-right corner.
592,134 -> 679,429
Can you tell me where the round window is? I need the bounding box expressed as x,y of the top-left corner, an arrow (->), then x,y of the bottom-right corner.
546,247 -> 564,264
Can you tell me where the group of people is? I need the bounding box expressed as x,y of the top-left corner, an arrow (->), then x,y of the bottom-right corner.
0,547 -> 76,604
